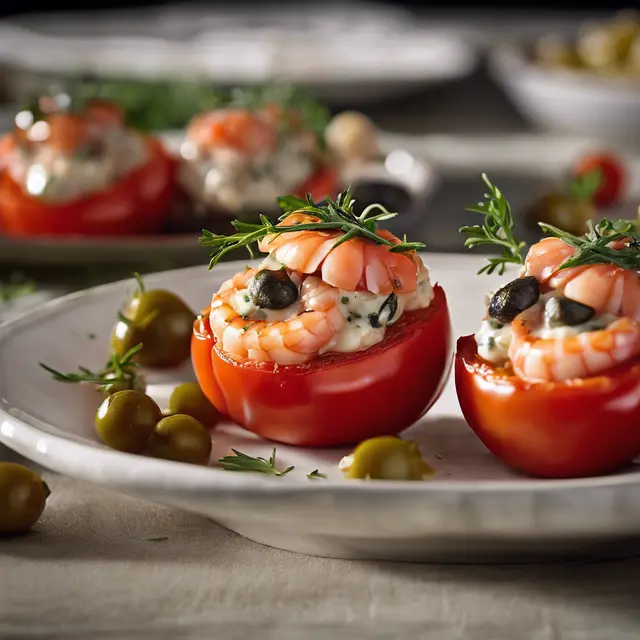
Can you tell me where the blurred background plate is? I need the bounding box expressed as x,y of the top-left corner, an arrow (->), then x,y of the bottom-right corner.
0,3 -> 478,105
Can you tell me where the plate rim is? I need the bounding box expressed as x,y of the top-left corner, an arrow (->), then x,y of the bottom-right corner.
2,257 -> 640,497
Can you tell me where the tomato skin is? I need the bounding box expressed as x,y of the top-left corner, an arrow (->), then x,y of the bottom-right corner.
455,335 -> 640,479
0,137 -> 176,237
573,151 -> 626,209
192,285 -> 452,447
294,164 -> 338,203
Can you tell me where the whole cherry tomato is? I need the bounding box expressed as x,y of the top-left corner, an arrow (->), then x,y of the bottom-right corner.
573,151 -> 627,208
0,137 -> 176,237
192,286 -> 452,447
455,334 -> 640,479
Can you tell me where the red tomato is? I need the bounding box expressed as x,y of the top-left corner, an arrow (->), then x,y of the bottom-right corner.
192,285 -> 452,447
295,165 -> 338,203
455,334 -> 640,479
574,151 -> 626,208
0,137 -> 176,237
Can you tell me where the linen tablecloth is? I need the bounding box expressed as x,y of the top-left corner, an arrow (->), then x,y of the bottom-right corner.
1,460 -> 639,639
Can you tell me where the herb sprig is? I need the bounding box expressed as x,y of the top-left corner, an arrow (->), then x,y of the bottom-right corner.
460,173 -> 526,275
461,174 -> 640,274
0,273 -> 37,304
540,218 -> 640,271
200,188 -> 424,268
40,343 -> 144,394
218,448 -> 294,476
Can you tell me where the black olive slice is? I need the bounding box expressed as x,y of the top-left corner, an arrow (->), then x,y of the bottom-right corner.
544,296 -> 596,328
248,269 -> 299,310
488,276 -> 540,324
369,293 -> 398,328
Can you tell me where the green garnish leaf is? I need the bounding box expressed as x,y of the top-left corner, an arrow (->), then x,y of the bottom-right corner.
569,168 -> 602,203
146,536 -> 169,542
460,173 -> 526,275
540,217 -> 640,272
307,469 -> 327,479
218,447 -> 294,476
42,481 -> 51,499
200,187 -> 424,268
277,194 -> 308,215
0,273 -> 36,304
40,343 -> 144,392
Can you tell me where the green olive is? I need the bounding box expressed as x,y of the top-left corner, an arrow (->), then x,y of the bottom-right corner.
168,382 -> 221,428
147,414 -> 212,465
343,436 -> 433,480
534,35 -> 582,69
525,192 -> 596,236
0,463 -> 49,534
100,371 -> 146,397
111,281 -> 196,369
95,390 -> 162,453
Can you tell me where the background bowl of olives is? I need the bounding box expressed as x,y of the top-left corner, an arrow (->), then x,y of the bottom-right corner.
489,12 -> 640,145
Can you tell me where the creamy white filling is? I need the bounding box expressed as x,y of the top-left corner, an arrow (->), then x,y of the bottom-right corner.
475,318 -> 513,363
223,263 -> 434,357
475,289 -> 618,365
179,134 -> 316,212
9,129 -> 148,203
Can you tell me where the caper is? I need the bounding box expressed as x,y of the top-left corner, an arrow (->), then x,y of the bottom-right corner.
369,293 -> 398,328
0,463 -> 49,534
248,269 -> 298,310
343,436 -> 433,480
545,296 -> 596,328
488,276 -> 540,324
168,382 -> 222,428
95,390 -> 162,453
147,414 -> 212,465
110,275 -> 196,369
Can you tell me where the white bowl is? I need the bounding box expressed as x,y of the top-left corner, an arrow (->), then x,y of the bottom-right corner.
490,43 -> 640,146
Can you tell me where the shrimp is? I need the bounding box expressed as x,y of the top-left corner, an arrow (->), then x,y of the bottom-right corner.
524,237 -> 640,321
509,315 -> 640,382
209,270 -> 344,365
185,108 -> 276,156
44,114 -> 89,154
257,213 -> 419,295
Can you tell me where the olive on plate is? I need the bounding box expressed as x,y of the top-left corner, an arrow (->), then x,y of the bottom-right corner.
110,274 -> 196,368
168,382 -> 222,428
0,463 -> 50,534
248,269 -> 298,310
525,192 -> 596,236
340,436 -> 433,480
95,390 -> 162,453
147,414 -> 212,465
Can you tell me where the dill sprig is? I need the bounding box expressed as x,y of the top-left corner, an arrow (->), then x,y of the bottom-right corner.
462,174 -> 640,274
200,188 -> 424,268
460,173 -> 526,275
40,343 -> 144,394
540,218 -> 640,271
0,273 -> 36,304
218,448 -> 294,476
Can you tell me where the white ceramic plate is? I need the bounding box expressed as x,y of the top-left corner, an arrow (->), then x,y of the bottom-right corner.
0,5 -> 477,104
1,255 -> 640,563
490,43 -> 640,146
0,132 -> 438,267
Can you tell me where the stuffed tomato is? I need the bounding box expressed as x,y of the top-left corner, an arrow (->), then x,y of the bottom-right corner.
0,97 -> 175,237
457,175 -> 640,478
192,191 -> 452,446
